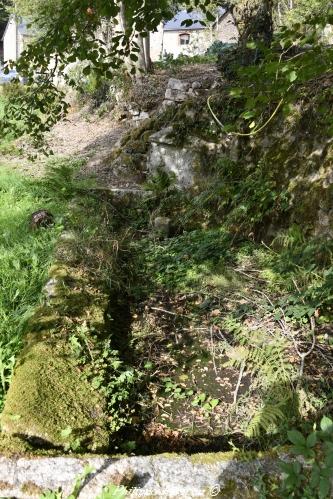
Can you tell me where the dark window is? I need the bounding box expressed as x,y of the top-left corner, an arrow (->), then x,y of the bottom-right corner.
179,33 -> 190,45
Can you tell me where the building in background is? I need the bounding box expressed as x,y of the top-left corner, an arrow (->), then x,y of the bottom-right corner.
2,16 -> 33,63
150,8 -> 238,61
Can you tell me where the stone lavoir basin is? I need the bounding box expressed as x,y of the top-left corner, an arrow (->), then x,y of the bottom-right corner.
0,453 -> 283,498
0,194 -> 282,498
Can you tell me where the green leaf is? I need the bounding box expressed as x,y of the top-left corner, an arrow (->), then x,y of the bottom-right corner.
288,430 -> 306,447
324,451 -> 333,468
206,11 -> 215,22
321,416 -> 333,433
306,432 -> 317,448
242,110 -> 255,120
319,477 -> 331,499
289,71 -> 297,82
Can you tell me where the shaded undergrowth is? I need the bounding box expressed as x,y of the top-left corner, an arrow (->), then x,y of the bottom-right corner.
0,159 -> 332,457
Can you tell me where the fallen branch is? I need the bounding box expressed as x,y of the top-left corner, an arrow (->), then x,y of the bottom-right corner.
150,306 -> 191,319
294,316 -> 316,386
233,267 -> 268,282
233,360 -> 246,407
210,325 -> 218,375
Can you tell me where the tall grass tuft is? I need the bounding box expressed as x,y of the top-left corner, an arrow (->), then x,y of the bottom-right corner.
0,167 -> 64,409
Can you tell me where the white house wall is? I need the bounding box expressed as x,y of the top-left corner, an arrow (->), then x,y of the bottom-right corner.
3,18 -> 18,62
150,24 -> 164,62
216,12 -> 239,44
150,13 -> 238,61
162,30 -> 209,59
17,34 -> 32,59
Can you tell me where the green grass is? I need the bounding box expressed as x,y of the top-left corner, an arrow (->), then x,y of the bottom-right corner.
0,167 -> 65,410
0,94 -> 6,118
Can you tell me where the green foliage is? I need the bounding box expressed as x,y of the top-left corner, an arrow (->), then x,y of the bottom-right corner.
206,41 -> 235,56
0,1 -> 10,24
280,416 -> 333,498
143,167 -> 177,196
265,237 -> 333,317
191,393 -> 220,413
283,0 -> 330,27
96,485 -> 127,499
0,0 -> 215,144
163,377 -> 194,400
155,51 -> 216,70
69,324 -> 142,433
60,426 -> 83,453
0,168 -> 66,410
222,318 -> 296,437
210,7 -> 333,139
185,156 -> 290,233
43,157 -> 89,199
39,465 -> 127,499
132,227 -> 234,295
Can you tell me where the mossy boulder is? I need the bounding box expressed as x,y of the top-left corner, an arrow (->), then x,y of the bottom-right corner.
1,340 -> 109,451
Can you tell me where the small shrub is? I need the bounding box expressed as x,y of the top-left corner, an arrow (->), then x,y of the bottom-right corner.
206,41 -> 235,56
280,416 -> 333,498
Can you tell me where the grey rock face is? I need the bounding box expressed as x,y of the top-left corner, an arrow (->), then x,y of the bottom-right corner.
162,78 -> 193,107
168,78 -> 191,92
43,278 -> 59,299
129,108 -> 140,117
165,88 -> 188,102
0,454 -> 282,498
148,128 -> 197,188
154,217 -> 171,238
192,81 -> 202,90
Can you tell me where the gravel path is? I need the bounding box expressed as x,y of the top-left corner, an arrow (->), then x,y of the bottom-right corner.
2,110 -> 140,190
48,111 -> 142,190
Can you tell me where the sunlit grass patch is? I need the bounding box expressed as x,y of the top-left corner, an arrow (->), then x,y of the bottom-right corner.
0,167 -> 65,410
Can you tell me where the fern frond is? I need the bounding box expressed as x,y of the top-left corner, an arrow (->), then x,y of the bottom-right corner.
245,404 -> 286,438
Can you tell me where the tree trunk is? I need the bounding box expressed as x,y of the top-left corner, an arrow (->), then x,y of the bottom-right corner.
144,31 -> 152,72
233,0 -> 274,47
119,1 -> 127,33
119,1 -> 151,76
136,33 -> 146,78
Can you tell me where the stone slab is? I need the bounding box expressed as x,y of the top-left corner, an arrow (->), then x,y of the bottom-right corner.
0,454 -> 282,498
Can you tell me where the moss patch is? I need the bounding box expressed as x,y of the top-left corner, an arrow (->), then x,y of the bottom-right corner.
1,341 -> 108,451
21,481 -> 44,496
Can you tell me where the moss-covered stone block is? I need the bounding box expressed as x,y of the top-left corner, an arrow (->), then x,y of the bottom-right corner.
1,341 -> 109,452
